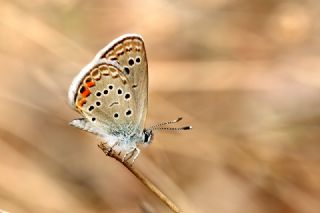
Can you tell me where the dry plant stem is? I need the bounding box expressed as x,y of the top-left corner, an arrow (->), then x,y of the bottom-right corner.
98,143 -> 182,213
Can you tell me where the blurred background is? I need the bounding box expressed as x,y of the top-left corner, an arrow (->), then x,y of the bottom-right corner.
0,0 -> 320,212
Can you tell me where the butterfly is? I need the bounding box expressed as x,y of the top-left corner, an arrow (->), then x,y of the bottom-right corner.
68,34 -> 191,163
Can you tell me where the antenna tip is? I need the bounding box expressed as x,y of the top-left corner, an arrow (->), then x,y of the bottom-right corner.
176,117 -> 183,122
183,126 -> 192,130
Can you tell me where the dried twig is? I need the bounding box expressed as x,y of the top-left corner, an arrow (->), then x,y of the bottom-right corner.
97,142 -> 182,213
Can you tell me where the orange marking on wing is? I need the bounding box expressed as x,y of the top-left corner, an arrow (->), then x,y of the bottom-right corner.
86,81 -> 95,87
77,98 -> 87,107
81,88 -> 91,97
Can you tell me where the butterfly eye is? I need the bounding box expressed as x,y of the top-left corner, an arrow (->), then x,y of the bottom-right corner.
135,57 -> 141,64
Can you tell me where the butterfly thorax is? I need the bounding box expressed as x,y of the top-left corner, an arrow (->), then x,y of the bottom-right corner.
98,125 -> 153,150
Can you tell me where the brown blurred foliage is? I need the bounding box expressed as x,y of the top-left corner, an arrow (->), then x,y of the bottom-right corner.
0,0 -> 320,212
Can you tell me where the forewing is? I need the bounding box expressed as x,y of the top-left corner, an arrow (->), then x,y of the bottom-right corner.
95,34 -> 148,132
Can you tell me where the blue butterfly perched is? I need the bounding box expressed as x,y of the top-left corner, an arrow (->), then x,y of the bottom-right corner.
68,34 -> 191,163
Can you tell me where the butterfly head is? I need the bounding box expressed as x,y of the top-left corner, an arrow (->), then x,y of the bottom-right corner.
142,129 -> 153,144
141,117 -> 191,145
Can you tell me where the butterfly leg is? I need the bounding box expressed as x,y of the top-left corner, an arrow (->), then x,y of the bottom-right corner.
108,141 -> 121,155
98,141 -> 113,156
99,141 -> 120,156
122,147 -> 136,162
131,148 -> 140,164
122,148 -> 133,162
122,147 -> 140,166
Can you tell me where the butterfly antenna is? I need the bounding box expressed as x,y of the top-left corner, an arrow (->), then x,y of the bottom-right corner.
152,126 -> 192,131
150,117 -> 183,130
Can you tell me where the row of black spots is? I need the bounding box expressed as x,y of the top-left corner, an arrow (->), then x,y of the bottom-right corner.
95,90 -> 108,96
88,101 -> 102,112
95,86 -> 126,99
116,89 -> 132,100
113,109 -> 132,119
91,108 -> 132,123
128,56 -> 141,67
105,87 -> 130,99
95,84 -> 114,97
105,84 -> 114,95
100,86 -> 129,98
120,56 -> 142,76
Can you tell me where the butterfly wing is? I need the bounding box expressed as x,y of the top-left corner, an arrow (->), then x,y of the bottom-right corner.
68,34 -> 148,135
94,34 -> 148,132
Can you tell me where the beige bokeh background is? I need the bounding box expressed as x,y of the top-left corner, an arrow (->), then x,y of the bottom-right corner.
0,0 -> 320,212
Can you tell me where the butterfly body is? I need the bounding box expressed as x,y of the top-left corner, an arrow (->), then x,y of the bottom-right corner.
70,117 -> 149,151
